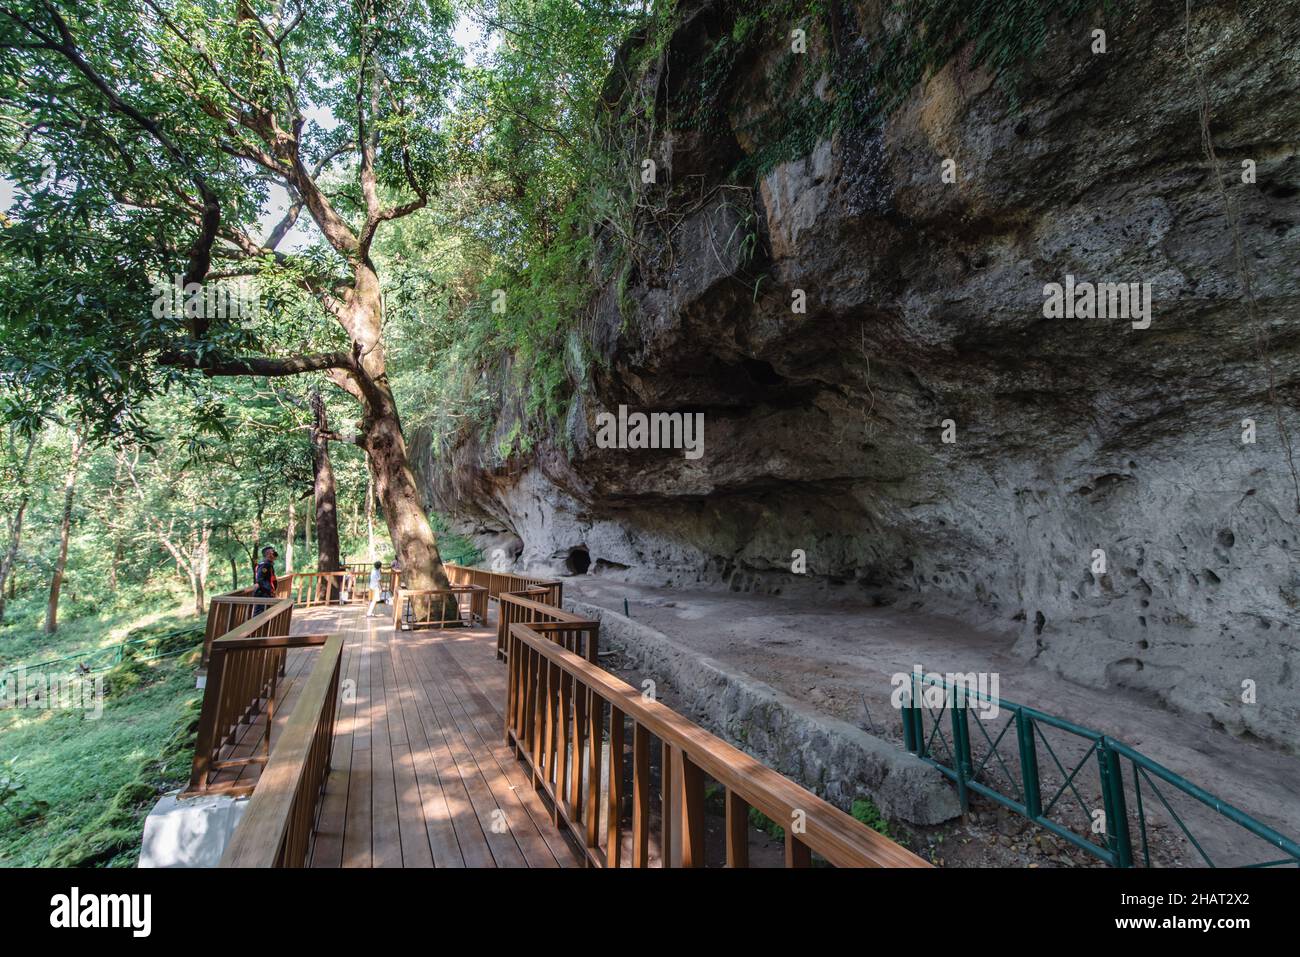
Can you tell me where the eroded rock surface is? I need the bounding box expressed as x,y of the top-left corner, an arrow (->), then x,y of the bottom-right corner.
416,0 -> 1300,750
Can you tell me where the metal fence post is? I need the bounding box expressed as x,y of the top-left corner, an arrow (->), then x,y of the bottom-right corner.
1099,738 -> 1133,868
1016,709 -> 1042,820
902,675 -> 918,753
950,692 -> 972,812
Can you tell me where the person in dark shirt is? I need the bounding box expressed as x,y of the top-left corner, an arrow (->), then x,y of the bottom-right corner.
254,546 -> 279,598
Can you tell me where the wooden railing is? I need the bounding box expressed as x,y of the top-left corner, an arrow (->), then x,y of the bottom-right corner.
219,634 -> 344,867
505,622 -> 928,868
497,590 -> 597,662
203,593 -> 255,668
339,564 -> 397,597
287,567 -> 397,607
288,570 -> 351,607
444,562 -> 563,607
203,578 -> 296,667
186,599 -> 329,795
391,584 -> 488,630
200,594 -> 293,672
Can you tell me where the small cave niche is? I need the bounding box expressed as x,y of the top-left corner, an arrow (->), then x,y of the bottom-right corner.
741,357 -> 786,388
565,546 -> 591,576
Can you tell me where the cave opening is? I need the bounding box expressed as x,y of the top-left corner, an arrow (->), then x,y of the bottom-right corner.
566,546 -> 591,575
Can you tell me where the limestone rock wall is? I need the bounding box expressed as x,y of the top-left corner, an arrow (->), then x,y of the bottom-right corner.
415,0 -> 1300,750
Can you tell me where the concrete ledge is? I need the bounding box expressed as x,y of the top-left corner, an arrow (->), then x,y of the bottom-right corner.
138,791 -> 249,868
569,598 -> 961,826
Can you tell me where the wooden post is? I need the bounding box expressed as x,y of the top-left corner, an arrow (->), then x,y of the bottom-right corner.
726,789 -> 749,867
632,723 -> 650,867
669,746 -> 705,867
606,707 -> 624,867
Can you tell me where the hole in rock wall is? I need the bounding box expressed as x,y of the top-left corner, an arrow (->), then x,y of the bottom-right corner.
566,546 -> 591,575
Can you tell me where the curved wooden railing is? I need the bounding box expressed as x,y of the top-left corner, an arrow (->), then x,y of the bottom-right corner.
188,598 -> 320,794
497,590 -> 597,662
505,621 -> 928,868
444,562 -> 563,607
220,634 -> 344,867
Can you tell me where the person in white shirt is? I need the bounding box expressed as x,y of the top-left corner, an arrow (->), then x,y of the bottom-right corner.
366,561 -> 384,617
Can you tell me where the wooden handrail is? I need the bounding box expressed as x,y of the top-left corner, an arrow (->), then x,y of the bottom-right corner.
212,632 -> 333,651
220,634 -> 345,867
506,622 -> 928,868
202,592 -> 258,667
186,598 -> 298,795
444,562 -> 563,607
497,590 -> 598,662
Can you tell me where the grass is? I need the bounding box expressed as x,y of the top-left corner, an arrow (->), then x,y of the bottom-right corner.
0,584 -> 195,674
0,591 -> 204,868
851,797 -> 893,838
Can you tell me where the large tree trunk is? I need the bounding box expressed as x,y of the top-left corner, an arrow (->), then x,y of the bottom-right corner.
366,465 -> 375,561
311,391 -> 341,573
338,260 -> 449,595
364,400 -> 449,594
45,432 -> 84,634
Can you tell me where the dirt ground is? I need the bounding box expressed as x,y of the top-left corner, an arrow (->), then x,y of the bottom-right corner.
572,576 -> 1300,868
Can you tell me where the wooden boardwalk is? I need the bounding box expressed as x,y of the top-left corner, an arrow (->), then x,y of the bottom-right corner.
264,605 -> 582,868
204,576 -> 926,869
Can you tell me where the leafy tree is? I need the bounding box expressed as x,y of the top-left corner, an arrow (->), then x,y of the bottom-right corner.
0,0 -> 461,590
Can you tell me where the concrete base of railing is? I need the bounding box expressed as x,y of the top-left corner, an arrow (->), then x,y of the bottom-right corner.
137,790 -> 249,868
568,599 -> 961,827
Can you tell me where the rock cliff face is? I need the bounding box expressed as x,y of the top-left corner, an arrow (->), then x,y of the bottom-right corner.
415,0 -> 1300,750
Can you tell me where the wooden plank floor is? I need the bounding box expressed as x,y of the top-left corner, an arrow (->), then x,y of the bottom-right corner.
300,604 -> 584,868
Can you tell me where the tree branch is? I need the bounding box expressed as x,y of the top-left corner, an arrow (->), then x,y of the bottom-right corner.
157,349 -> 357,378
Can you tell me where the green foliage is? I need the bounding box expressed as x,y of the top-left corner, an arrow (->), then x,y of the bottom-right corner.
748,805 -> 785,841
0,649 -> 200,867
428,513 -> 483,567
851,796 -> 892,837
39,688 -> 201,868
0,760 -> 50,826
103,650 -> 151,698
379,0 -> 639,463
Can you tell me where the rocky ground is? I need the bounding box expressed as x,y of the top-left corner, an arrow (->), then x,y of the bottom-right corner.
574,573 -> 1300,867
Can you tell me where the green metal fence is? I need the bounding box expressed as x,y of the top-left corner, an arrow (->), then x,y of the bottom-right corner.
899,671 -> 1300,868
0,629 -> 202,703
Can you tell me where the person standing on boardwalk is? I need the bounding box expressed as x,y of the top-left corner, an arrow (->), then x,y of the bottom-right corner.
252,546 -> 279,615
366,560 -> 384,617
